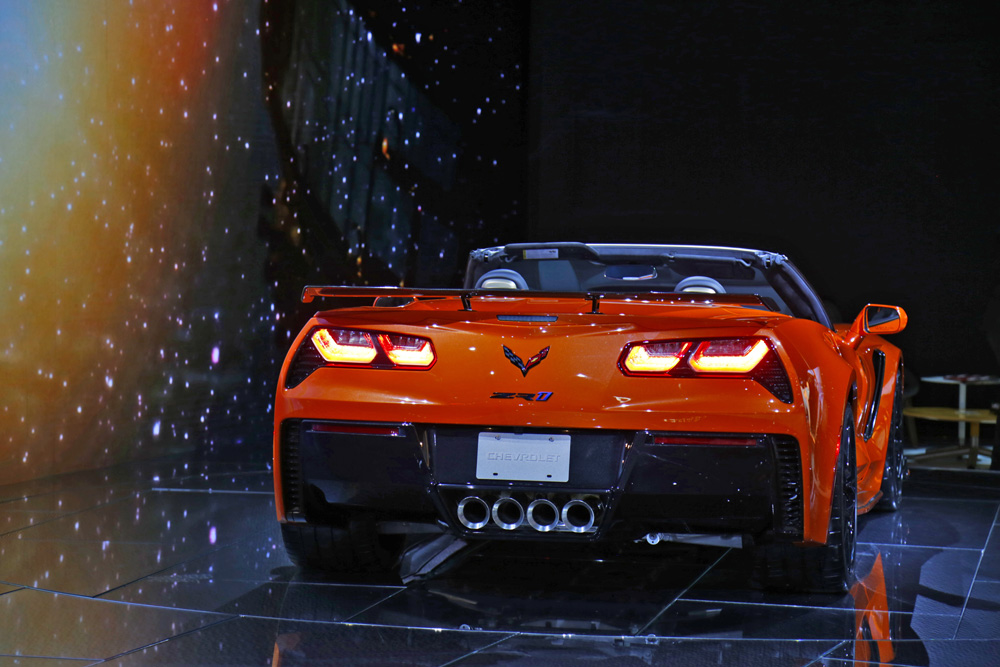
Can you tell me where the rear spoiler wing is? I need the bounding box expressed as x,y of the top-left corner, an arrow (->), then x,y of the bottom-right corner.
301,286 -> 771,315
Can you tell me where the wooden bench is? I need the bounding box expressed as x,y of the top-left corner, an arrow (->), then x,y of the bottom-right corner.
903,407 -> 996,469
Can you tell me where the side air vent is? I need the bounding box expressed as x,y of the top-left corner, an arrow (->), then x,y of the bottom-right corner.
772,436 -> 803,538
863,350 -> 886,441
285,338 -> 324,389
280,420 -> 306,521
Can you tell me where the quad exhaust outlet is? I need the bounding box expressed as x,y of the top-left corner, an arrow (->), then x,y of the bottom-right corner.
457,495 -> 598,533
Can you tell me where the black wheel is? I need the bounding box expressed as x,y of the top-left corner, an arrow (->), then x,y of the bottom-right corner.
754,406 -> 857,593
875,367 -> 905,511
280,514 -> 403,574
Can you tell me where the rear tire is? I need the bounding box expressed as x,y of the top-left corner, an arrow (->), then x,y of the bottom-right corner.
875,367 -> 905,511
280,514 -> 403,574
755,406 -> 857,593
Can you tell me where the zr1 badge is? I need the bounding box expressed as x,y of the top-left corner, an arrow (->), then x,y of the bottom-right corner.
490,392 -> 553,402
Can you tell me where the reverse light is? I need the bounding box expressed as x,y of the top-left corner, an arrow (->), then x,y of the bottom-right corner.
311,328 -> 377,364
623,341 -> 691,374
378,334 -> 436,367
689,339 -> 769,373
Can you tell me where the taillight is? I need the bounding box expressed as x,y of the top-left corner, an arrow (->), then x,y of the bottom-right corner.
311,329 -> 377,364
377,334 -> 435,367
623,341 -> 691,373
294,327 -> 436,376
619,336 -> 793,403
689,339 -> 769,373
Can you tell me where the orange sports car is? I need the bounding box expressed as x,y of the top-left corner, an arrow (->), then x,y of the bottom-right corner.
273,242 -> 906,592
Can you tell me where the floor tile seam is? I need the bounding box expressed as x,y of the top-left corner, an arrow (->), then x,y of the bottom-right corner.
953,503 -> 1000,640
150,487 -> 273,495
97,615 -> 240,663
633,547 -> 732,637
339,586 -> 409,622
0,496 -> 138,538
482,629 -> 850,641
4,536 -> 248,548
231,611 -> 520,636
173,468 -> 271,478
672,596 -> 856,613
479,634 -> 853,643
0,652 -> 98,662
0,461 -> 233,502
95,543 -> 237,598
439,632 -> 523,667
0,461 -> 268,495
0,580 -> 238,616
110,575 -> 405,590
0,484 -> 151,506
800,638 -> 852,667
858,541 -> 984,551
279,580 -> 406,590
676,596 -> 966,620
0,508 -> 67,516
915,638 -> 1000,642
0,488 -> 131,507
4,507 -> 278,545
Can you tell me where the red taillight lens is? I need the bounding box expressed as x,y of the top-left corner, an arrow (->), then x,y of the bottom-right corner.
305,328 -> 435,369
623,341 -> 691,374
619,336 -> 793,403
311,328 -> 377,364
377,334 -> 436,367
689,338 -> 769,373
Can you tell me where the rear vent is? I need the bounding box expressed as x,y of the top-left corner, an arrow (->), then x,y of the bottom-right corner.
753,351 -> 794,403
772,436 -> 803,538
285,338 -> 324,389
280,420 -> 305,521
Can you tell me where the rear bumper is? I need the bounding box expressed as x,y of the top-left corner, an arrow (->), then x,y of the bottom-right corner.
277,419 -> 804,543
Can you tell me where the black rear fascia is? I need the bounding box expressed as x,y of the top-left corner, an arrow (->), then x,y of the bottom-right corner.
283,419 -> 804,542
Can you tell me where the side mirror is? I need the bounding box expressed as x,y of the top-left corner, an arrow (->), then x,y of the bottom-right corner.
847,304 -> 907,345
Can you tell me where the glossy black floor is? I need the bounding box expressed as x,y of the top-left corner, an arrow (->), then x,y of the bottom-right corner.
3,446 -> 1000,666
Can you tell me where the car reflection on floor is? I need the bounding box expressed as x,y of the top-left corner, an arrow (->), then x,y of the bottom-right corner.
2,456 -> 999,665
852,552 -> 894,666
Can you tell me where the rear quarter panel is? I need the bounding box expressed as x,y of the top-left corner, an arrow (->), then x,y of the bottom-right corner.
771,318 -> 857,543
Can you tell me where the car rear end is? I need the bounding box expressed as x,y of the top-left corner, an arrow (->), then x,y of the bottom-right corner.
274,292 -> 817,562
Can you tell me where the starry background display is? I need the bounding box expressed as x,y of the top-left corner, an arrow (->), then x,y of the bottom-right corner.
0,0 -> 995,486
0,0 -> 527,485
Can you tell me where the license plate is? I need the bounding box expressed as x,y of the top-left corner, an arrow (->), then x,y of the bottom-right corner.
476,433 -> 571,482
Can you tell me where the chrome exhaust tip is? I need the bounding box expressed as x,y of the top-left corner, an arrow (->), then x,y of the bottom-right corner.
562,499 -> 595,533
526,498 -> 560,532
492,496 -> 525,531
457,496 -> 490,530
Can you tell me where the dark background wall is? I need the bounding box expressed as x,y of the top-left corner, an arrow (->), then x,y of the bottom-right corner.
530,0 -> 999,384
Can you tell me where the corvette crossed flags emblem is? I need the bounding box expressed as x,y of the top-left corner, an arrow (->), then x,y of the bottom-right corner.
502,345 -> 550,377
